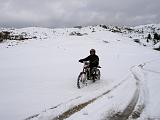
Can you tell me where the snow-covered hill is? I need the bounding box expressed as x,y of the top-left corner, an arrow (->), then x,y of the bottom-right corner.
1,23 -> 160,49
0,24 -> 160,120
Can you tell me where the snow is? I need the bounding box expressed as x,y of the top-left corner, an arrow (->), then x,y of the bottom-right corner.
138,60 -> 160,119
0,25 -> 160,120
154,42 -> 160,49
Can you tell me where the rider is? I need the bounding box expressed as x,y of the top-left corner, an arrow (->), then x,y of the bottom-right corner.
79,49 -> 99,80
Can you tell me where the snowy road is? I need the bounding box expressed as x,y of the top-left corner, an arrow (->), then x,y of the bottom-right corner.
26,64 -> 152,120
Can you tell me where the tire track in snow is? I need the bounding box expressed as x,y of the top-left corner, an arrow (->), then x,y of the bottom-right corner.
108,58 -> 160,120
143,69 -> 160,74
108,87 -> 140,120
108,67 -> 142,120
24,96 -> 81,120
52,79 -> 127,120
128,59 -> 160,119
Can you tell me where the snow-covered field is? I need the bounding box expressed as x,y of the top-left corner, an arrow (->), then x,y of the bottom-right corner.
0,26 -> 160,120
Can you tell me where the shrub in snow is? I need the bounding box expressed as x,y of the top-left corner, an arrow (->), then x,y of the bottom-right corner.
69,32 -> 87,36
125,27 -> 134,33
133,39 -> 140,43
153,32 -> 160,44
0,31 -> 11,41
147,33 -> 151,39
154,32 -> 160,40
100,25 -> 108,29
0,39 -> 3,42
146,33 -> 152,42
0,33 -> 3,42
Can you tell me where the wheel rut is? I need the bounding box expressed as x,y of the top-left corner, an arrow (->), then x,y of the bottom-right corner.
108,88 -> 140,120
107,65 -> 147,120
52,79 -> 127,120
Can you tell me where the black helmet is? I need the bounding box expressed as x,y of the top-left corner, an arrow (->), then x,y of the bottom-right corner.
90,49 -> 96,54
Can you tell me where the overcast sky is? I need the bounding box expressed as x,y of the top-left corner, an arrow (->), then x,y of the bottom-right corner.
0,0 -> 160,28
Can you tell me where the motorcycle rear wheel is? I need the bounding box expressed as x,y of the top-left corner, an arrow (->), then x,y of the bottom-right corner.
96,69 -> 101,80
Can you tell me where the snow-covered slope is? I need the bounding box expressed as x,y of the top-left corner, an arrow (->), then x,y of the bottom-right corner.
0,25 -> 160,120
124,24 -> 160,48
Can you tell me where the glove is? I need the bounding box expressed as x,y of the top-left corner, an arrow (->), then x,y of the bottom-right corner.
79,59 -> 83,63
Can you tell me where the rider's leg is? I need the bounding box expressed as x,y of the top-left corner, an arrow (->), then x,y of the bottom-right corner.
90,65 -> 97,82
90,66 -> 93,79
87,68 -> 90,80
91,67 -> 96,82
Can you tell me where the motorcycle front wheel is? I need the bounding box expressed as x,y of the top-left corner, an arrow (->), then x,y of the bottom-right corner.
77,72 -> 87,89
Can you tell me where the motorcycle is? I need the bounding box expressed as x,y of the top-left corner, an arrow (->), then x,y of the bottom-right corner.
77,61 -> 101,89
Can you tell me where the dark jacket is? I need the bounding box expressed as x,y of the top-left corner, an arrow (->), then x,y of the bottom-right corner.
79,54 -> 99,67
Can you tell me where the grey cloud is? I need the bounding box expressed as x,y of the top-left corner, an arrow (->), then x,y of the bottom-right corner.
0,0 -> 160,28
